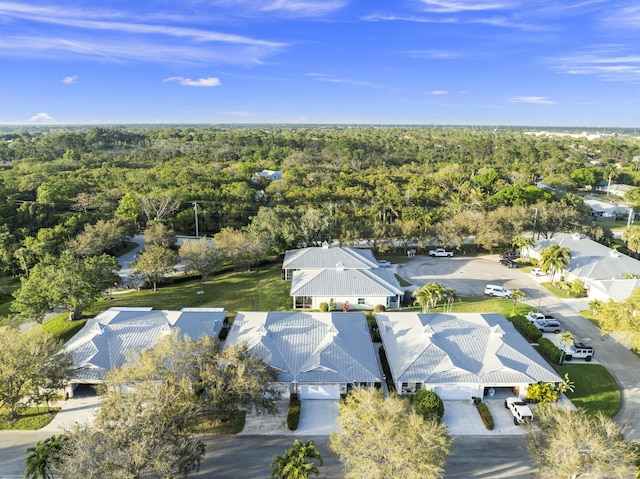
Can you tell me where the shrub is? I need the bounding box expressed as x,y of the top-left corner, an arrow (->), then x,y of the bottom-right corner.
373,304 -> 386,313
329,301 -> 336,311
476,402 -> 494,430
287,394 -> 301,430
569,279 -> 587,297
413,390 -> 445,421
342,301 -> 350,312
510,316 -> 543,343
527,382 -> 558,405
319,302 -> 329,312
537,337 -> 562,364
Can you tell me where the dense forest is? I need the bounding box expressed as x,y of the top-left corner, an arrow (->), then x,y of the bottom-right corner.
1,125 -> 640,283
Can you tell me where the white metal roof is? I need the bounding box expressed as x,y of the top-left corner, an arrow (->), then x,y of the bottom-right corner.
290,268 -> 404,297
65,308 -> 226,382
589,278 -> 640,302
226,311 -> 381,385
282,246 -> 378,270
529,233 -> 640,280
377,312 -> 561,386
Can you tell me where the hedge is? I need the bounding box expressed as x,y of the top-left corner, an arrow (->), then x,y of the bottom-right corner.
476,402 -> 494,430
537,337 -> 563,364
287,394 -> 301,430
510,316 -> 543,343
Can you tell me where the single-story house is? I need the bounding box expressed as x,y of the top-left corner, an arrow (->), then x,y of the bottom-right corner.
282,244 -> 379,280
254,169 -> 284,181
64,307 -> 225,396
376,312 -> 561,400
588,278 -> 640,303
597,183 -> 636,198
225,311 -> 381,399
583,196 -> 632,221
290,266 -> 404,310
523,232 -> 640,301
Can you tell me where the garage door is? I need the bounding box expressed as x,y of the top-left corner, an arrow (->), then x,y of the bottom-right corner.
300,384 -> 341,399
433,385 -> 474,400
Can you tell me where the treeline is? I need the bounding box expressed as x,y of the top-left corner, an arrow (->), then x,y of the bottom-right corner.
1,126 -> 639,278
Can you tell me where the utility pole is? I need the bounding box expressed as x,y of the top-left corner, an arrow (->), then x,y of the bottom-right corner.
193,201 -> 199,238
532,208 -> 538,240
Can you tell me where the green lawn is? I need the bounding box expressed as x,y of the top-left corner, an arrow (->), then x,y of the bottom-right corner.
556,364 -> 621,417
0,407 -> 61,430
42,314 -> 88,343
85,264 -> 292,320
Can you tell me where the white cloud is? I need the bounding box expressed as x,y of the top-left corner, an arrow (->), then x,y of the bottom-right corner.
417,0 -> 514,13
213,0 -> 347,16
164,76 -> 221,87
0,2 -> 286,64
29,112 -> 54,122
306,73 -> 385,89
431,90 -> 449,95
549,49 -> 640,82
509,96 -> 555,104
61,75 -> 77,84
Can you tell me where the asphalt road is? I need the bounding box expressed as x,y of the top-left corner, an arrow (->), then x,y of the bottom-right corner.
397,253 -> 640,441
0,433 -> 545,479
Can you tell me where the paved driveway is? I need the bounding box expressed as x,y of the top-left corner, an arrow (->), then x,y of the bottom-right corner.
397,254 -> 548,302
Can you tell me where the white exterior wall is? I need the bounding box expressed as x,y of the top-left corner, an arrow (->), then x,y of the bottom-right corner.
312,295 -> 391,310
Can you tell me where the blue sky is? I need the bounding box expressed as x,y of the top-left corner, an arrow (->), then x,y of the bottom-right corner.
1,0 -> 639,126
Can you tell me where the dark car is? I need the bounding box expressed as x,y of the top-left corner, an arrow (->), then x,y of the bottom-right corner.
499,258 -> 517,268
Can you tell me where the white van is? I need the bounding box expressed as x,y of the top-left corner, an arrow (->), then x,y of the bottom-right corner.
484,284 -> 512,298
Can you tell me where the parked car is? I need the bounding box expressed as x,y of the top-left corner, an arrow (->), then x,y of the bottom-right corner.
499,258 -> 517,268
484,284 -> 512,298
505,397 -> 533,425
499,252 -> 519,260
534,319 -> 562,333
429,248 -> 453,257
563,342 -> 594,361
531,267 -> 544,276
526,311 -> 555,323
377,259 -> 391,268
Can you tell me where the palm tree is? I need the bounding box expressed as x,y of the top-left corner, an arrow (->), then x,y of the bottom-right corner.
557,331 -> 575,364
413,283 -> 446,313
604,163 -> 618,195
24,435 -> 68,479
442,287 -> 459,313
539,243 -> 572,284
271,439 -> 323,479
510,289 -> 525,311
511,235 -> 534,258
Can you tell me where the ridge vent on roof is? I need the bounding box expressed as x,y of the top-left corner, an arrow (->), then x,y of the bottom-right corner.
572,232 -> 582,240
423,324 -> 435,338
609,249 -> 620,258
336,261 -> 345,271
91,323 -> 104,335
328,323 -> 339,337
256,324 -> 268,337
490,325 -> 505,337
322,241 -> 330,249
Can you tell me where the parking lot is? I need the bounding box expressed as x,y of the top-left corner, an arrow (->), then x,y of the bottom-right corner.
396,254 -> 548,302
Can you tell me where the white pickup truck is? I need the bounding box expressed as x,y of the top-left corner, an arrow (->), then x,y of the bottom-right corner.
504,397 -> 533,425
429,248 -> 453,257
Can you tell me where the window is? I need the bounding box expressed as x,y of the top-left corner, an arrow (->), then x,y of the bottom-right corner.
358,298 -> 365,305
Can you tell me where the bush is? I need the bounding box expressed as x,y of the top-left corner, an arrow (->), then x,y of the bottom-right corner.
537,337 -> 562,364
569,279 -> 587,297
476,402 -> 494,430
373,304 -> 386,313
287,394 -> 301,430
527,382 -> 558,404
413,390 -> 445,421
319,302 -> 329,312
510,316 -> 543,343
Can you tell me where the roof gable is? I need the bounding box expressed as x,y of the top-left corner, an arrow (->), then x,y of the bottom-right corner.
282,246 -> 378,270
290,268 -> 404,297
226,311 -> 380,384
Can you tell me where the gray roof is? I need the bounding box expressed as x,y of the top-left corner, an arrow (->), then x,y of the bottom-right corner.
377,312 -> 561,386
283,246 -> 378,270
531,233 -> 640,280
589,278 -> 640,302
226,311 -> 381,384
65,307 -> 226,382
290,268 -> 404,297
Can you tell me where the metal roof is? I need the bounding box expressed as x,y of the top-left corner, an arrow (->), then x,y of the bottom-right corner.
226,311 -> 381,384
530,233 -> 640,280
290,268 -> 404,297
282,246 -> 378,270
65,308 -> 226,382
377,312 -> 561,386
